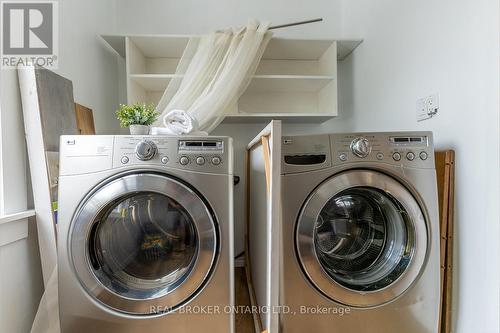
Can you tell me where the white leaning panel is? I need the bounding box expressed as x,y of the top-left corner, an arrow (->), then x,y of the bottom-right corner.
17,66 -> 58,286
247,120 -> 282,333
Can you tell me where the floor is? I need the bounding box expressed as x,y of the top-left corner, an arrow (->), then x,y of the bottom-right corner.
235,267 -> 255,333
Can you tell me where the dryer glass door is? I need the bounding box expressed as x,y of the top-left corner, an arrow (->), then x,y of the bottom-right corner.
296,170 -> 428,308
91,192 -> 198,297
71,172 -> 218,315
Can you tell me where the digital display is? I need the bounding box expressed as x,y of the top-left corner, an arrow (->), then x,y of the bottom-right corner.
179,140 -> 224,152
390,136 -> 427,144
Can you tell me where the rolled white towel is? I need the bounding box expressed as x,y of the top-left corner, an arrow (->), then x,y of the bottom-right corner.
163,109 -> 197,135
150,109 -> 208,136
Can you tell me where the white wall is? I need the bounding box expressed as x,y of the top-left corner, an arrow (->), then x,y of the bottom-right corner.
0,0 -> 120,331
0,219 -> 44,333
57,0 -> 121,134
115,0 -> 343,38
341,0 -> 500,332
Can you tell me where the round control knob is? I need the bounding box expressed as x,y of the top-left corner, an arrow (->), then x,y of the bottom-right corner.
161,156 -> 169,164
120,156 -> 129,164
179,156 -> 190,165
392,152 -> 402,161
338,153 -> 347,161
350,137 -> 371,158
376,152 -> 384,160
196,156 -> 205,165
211,156 -> 221,165
406,152 -> 415,161
419,151 -> 428,160
135,141 -> 157,161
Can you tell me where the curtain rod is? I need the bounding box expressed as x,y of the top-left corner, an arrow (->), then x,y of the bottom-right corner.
269,18 -> 323,30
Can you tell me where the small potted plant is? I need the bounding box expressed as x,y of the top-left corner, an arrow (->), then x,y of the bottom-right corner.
116,103 -> 159,135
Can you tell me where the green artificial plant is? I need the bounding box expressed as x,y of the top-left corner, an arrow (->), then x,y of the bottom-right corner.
115,103 -> 159,128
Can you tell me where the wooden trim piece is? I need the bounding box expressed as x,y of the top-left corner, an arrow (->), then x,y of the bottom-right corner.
435,151 -> 448,330
436,150 -> 455,333
443,151 -> 455,333
261,136 -> 271,193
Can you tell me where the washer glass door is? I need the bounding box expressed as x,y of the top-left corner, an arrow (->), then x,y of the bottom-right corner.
91,192 -> 197,298
71,173 -> 218,315
296,170 -> 427,308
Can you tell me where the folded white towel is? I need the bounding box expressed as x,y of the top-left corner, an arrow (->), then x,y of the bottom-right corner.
163,109 -> 197,135
150,109 -> 208,136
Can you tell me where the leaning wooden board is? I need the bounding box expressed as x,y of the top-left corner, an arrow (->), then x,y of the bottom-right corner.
435,151 -> 455,333
75,103 -> 96,135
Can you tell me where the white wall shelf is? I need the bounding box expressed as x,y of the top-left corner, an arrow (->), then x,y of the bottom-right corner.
102,34 -> 362,123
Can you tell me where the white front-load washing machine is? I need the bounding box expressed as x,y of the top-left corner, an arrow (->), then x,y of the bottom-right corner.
58,135 -> 234,332
280,132 -> 439,332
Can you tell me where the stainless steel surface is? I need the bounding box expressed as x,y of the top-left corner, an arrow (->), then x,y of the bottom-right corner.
279,131 -> 440,333
58,135 -> 234,333
268,18 -> 323,30
135,140 -> 157,161
349,137 -> 371,158
70,173 -> 217,314
296,170 -> 427,308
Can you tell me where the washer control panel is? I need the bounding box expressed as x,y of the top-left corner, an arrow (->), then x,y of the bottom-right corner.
112,136 -> 231,174
331,132 -> 434,168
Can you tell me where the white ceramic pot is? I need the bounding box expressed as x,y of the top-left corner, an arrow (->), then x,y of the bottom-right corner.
129,124 -> 150,135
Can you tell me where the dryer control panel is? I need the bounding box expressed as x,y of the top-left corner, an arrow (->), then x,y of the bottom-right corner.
330,132 -> 435,168
59,135 -> 233,176
113,136 -> 231,174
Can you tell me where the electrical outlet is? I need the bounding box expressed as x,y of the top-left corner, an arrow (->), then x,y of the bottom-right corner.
425,94 -> 439,116
417,93 -> 439,121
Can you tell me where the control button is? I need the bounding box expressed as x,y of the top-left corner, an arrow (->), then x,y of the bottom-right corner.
350,137 -> 371,158
419,151 -> 428,160
179,156 -> 190,165
406,152 -> 415,161
211,156 -> 221,165
120,156 -> 129,164
161,156 -> 169,164
196,156 -> 205,165
376,152 -> 384,160
135,140 -> 157,161
392,152 -> 401,161
338,153 -> 347,161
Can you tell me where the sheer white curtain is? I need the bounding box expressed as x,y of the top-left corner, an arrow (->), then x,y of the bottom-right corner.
154,20 -> 272,133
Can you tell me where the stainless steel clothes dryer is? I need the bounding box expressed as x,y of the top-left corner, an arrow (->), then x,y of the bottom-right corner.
58,135 -> 234,332
280,132 -> 439,333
